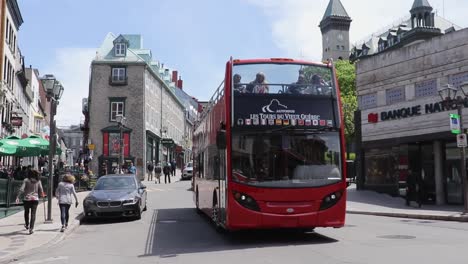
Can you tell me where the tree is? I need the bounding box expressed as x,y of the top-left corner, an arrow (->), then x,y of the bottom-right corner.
334,60 -> 357,149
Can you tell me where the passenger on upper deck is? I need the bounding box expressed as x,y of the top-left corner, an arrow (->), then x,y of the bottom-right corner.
287,74 -> 308,94
233,74 -> 245,94
311,74 -> 330,95
246,72 -> 269,94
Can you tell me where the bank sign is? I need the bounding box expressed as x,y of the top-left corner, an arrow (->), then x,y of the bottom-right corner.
367,99 -> 468,123
234,94 -> 336,128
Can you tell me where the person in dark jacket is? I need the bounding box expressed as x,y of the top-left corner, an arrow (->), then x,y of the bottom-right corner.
405,170 -> 423,208
146,161 -> 154,181
163,162 -> 171,184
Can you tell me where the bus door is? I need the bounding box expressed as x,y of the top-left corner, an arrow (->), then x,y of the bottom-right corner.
216,128 -> 227,224
218,150 -> 227,224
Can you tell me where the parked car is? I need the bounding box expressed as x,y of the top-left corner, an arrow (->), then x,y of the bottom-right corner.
182,162 -> 193,180
83,174 -> 147,220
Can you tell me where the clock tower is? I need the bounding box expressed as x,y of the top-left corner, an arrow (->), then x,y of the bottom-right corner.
319,0 -> 352,62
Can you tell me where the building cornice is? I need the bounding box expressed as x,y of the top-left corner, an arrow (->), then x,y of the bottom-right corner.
7,0 -> 23,29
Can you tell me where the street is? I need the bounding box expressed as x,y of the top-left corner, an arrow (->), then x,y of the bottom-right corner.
9,179 -> 468,264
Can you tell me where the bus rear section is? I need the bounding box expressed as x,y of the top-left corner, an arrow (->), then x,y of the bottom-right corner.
194,58 -> 347,231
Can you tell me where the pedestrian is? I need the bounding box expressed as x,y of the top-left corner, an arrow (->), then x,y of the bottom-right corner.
55,174 -> 79,232
128,162 -> 137,175
154,162 -> 162,184
170,160 -> 176,177
163,162 -> 171,184
405,170 -> 422,207
16,170 -> 44,235
147,161 -> 154,181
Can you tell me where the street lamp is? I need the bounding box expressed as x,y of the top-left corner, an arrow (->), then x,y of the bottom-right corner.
116,115 -> 126,173
438,83 -> 468,213
41,74 -> 64,222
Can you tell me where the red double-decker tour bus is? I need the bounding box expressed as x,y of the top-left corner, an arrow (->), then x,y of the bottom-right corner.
192,58 -> 346,231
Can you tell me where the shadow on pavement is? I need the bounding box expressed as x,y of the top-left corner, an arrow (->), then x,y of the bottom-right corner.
346,184 -> 463,212
139,208 -> 338,257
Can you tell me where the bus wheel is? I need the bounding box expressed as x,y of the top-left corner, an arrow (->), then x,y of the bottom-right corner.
195,189 -> 202,214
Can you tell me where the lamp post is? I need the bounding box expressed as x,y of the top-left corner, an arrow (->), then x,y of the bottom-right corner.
116,115 -> 126,173
438,83 -> 468,213
41,74 -> 64,222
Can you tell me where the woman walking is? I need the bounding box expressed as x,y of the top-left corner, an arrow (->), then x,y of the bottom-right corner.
55,174 -> 79,232
16,170 -> 44,235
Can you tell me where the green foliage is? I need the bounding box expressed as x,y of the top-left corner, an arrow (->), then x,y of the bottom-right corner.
334,60 -> 357,143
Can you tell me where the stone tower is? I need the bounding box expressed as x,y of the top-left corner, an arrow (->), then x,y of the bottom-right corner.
319,0 -> 352,61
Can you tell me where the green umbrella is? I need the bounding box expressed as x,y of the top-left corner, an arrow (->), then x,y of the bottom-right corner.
0,136 -> 21,156
21,135 -> 49,152
0,135 -> 44,157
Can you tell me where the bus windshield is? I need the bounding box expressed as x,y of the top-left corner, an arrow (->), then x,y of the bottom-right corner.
232,63 -> 334,95
231,131 -> 341,188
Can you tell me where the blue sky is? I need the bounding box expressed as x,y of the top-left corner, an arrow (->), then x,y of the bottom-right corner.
17,0 -> 467,126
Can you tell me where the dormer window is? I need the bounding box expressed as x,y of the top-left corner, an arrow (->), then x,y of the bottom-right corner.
115,43 -> 126,56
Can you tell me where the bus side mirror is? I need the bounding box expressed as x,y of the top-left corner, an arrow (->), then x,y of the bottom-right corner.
216,130 -> 226,149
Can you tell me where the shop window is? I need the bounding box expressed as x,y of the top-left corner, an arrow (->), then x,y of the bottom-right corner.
415,79 -> 437,97
386,87 -> 405,105
358,93 -> 377,110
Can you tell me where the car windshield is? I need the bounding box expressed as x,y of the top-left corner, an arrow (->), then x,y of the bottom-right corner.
231,130 -> 342,188
186,162 -> 193,168
94,177 -> 136,190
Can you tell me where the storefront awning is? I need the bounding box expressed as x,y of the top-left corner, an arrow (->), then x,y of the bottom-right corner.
33,112 -> 44,119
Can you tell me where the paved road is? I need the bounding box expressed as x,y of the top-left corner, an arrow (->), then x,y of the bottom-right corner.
13,180 -> 468,264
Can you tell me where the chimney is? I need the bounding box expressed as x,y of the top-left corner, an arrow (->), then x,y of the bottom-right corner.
172,71 -> 178,82
177,76 -> 183,89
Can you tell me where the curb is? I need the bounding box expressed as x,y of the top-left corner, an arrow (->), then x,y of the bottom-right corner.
0,212 -> 84,264
347,210 -> 468,222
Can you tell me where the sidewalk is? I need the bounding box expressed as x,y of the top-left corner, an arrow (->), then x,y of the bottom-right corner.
346,184 -> 468,222
0,191 -> 88,263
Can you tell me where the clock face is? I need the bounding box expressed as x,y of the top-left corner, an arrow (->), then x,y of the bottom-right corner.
338,33 -> 344,42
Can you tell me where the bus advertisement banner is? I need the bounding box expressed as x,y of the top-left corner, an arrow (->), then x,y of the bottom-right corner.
233,94 -> 336,128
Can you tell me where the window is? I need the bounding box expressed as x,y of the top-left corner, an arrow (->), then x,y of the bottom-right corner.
110,101 -> 124,121
415,79 -> 437,97
359,93 -> 377,110
111,67 -> 126,82
449,72 -> 468,88
115,43 -> 126,56
386,87 -> 405,105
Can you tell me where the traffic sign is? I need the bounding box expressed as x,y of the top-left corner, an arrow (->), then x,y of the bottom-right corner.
450,114 -> 461,134
457,134 -> 467,148
88,144 -> 95,150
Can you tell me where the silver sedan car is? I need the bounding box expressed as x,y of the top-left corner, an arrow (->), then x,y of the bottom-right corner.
83,174 -> 147,220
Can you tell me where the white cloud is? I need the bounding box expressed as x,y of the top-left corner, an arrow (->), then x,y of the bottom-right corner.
247,0 -> 467,60
43,48 -> 95,127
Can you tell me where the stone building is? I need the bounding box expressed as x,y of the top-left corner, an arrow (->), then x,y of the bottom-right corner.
320,0 -> 352,62
88,33 -> 186,180
354,0 -> 467,205
60,125 -> 83,167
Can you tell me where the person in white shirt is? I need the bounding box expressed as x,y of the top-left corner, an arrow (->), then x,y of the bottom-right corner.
55,174 -> 79,232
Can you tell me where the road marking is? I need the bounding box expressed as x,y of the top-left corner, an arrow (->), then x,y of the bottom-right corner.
18,256 -> 69,264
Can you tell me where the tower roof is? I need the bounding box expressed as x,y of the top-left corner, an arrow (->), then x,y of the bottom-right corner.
411,0 -> 432,10
322,0 -> 350,20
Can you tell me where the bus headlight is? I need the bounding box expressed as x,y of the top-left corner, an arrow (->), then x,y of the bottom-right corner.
319,190 -> 343,211
233,191 -> 260,211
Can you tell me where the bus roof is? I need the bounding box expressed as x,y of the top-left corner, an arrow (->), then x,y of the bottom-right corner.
232,58 -> 330,68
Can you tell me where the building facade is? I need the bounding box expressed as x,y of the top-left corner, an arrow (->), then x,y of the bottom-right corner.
88,33 -> 186,180
61,125 -> 83,167
320,0 -> 352,62
355,0 -> 467,205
